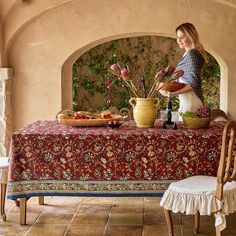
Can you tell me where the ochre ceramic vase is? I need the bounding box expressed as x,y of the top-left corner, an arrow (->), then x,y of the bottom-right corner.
129,97 -> 159,128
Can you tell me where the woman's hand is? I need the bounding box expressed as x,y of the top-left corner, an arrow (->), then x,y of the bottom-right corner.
155,82 -> 164,90
158,89 -> 170,97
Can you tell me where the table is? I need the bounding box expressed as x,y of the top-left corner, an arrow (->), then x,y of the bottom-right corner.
7,120 -> 225,224
8,119 -> 225,198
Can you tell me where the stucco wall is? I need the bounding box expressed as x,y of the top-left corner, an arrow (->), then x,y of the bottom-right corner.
0,0 -> 236,132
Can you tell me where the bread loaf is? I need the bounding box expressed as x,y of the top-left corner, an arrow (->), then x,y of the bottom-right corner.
101,110 -> 112,119
57,113 -> 70,119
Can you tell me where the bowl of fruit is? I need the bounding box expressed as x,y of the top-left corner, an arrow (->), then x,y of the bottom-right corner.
181,107 -> 211,129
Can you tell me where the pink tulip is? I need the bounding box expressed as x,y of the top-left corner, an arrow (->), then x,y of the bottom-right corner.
174,69 -> 184,78
121,69 -> 130,79
155,69 -> 166,80
111,64 -> 119,71
164,65 -> 175,76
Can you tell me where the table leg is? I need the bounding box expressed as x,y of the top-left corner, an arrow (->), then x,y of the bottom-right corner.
1,183 -> 7,221
20,198 -> 27,225
38,196 -> 44,205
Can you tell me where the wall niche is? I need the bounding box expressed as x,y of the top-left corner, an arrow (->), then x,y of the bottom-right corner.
72,36 -> 220,112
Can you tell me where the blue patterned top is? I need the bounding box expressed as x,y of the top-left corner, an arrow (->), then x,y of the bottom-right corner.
176,49 -> 205,103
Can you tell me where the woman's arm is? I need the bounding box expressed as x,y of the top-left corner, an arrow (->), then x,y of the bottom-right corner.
156,82 -> 164,90
158,84 -> 192,97
172,84 -> 192,97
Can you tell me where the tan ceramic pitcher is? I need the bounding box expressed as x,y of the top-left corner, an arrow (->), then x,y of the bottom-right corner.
129,97 -> 160,128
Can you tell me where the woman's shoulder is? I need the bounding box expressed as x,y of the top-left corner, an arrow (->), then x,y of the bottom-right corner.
185,49 -> 204,62
187,48 -> 203,57
187,48 -> 201,56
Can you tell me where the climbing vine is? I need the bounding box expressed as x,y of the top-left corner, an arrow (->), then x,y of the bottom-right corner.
72,36 -> 220,111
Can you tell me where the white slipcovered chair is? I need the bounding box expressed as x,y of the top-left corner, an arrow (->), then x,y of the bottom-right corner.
160,120 -> 236,236
0,157 -> 44,222
0,157 -> 9,221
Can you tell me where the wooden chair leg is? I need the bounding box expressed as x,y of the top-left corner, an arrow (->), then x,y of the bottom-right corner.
215,225 -> 222,236
194,211 -> 200,234
20,198 -> 27,225
0,183 -> 7,221
38,196 -> 44,205
164,208 -> 174,236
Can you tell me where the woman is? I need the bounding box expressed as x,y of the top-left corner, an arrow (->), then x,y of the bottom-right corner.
159,23 -> 207,115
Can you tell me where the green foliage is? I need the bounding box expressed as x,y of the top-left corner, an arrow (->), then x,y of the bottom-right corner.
180,111 -> 198,118
72,36 -> 220,111
201,53 -> 220,109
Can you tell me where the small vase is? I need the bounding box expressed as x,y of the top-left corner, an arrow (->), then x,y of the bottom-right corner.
129,97 -> 159,128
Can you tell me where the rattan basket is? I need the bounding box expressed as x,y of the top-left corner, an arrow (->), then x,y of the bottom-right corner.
183,117 -> 211,129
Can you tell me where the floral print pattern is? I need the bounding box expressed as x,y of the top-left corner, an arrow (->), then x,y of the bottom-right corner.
8,120 -> 225,199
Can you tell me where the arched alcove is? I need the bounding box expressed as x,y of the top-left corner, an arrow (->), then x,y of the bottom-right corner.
62,35 -> 221,112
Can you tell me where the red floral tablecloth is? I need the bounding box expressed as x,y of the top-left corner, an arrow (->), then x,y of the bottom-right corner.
8,120 -> 225,199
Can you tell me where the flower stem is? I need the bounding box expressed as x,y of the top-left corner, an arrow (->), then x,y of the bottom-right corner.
124,80 -> 139,97
142,78 -> 146,98
149,76 -> 178,98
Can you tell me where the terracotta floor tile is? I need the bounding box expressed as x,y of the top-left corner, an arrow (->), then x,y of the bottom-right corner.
0,224 -> 31,236
113,197 -> 144,204
223,228 -> 236,235
77,204 -> 111,214
181,217 -> 236,235
143,213 -> 166,225
9,204 -> 46,214
48,196 -> 83,206
144,203 -> 159,214
36,212 -> 74,224
43,205 -> 78,214
5,199 -> 16,213
105,225 -> 143,236
180,214 -> 214,227
66,224 -> 105,236
108,213 -> 143,225
143,224 -> 182,236
143,210 -> 180,225
226,213 -> 236,226
72,213 -> 109,225
83,197 -> 113,204
144,197 -> 161,204
27,196 -> 53,204
111,203 -> 143,214
181,225 -> 215,236
1,198 -> 236,236
41,196 -> 53,203
26,224 -> 68,236
0,213 -> 39,225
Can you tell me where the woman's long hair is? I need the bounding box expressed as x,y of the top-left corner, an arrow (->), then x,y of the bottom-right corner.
176,23 -> 208,62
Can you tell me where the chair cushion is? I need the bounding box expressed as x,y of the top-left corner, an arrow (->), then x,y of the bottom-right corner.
160,175 -> 236,215
0,157 -> 9,168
